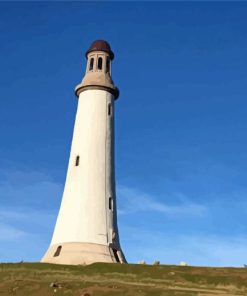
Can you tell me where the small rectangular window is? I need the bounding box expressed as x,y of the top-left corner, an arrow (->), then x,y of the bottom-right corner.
54,245 -> 62,257
109,197 -> 113,210
108,104 -> 112,116
75,156 -> 80,166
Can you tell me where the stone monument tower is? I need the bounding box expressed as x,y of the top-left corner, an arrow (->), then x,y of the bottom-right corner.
41,40 -> 126,265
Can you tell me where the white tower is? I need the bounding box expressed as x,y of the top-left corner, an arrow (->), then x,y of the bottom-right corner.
42,40 -> 126,265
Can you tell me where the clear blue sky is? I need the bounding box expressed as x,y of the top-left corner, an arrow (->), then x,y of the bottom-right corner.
1,2 -> 247,266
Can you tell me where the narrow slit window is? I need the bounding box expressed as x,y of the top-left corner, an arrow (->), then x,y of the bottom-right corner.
98,57 -> 103,70
109,197 -> 113,210
89,58 -> 94,71
108,103 -> 112,116
106,57 -> 110,73
54,245 -> 62,257
75,156 -> 80,166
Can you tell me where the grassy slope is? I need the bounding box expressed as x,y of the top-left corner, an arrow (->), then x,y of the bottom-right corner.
1,263 -> 247,296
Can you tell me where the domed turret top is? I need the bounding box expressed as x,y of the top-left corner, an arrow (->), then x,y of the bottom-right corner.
86,40 -> 114,60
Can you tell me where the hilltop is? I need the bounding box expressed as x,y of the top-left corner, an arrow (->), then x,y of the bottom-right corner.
1,262 -> 247,295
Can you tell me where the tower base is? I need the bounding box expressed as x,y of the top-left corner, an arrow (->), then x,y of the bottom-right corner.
41,242 -> 126,265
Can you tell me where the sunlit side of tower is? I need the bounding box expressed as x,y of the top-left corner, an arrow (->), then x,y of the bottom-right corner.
41,40 -> 126,265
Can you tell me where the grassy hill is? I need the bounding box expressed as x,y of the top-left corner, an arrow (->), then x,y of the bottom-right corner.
1,262 -> 247,295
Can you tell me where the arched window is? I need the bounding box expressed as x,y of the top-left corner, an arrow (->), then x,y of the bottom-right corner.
54,245 -> 62,257
89,58 -> 94,71
75,156 -> 80,166
97,57 -> 103,70
106,57 -> 110,73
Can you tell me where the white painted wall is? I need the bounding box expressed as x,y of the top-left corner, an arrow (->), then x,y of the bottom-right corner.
51,89 -> 119,247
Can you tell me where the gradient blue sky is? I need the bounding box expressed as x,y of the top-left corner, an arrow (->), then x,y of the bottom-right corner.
1,2 -> 247,267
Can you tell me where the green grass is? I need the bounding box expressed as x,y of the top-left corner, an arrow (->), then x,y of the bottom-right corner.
1,262 -> 247,295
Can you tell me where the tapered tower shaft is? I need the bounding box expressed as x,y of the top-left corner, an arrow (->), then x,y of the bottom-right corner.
41,40 -> 126,265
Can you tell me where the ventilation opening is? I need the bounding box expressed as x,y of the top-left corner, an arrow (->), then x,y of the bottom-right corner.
109,197 -> 113,210
112,249 -> 120,263
108,103 -> 112,116
75,156 -> 80,166
89,58 -> 94,71
54,245 -> 62,257
98,57 -> 103,70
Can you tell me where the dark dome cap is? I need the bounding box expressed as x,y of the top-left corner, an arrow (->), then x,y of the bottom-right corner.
86,40 -> 114,60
